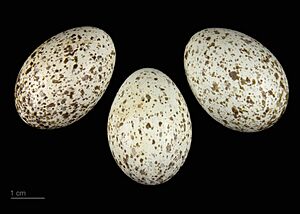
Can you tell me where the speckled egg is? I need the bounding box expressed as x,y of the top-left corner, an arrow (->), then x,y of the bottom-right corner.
107,68 -> 192,185
15,26 -> 116,129
184,28 -> 289,132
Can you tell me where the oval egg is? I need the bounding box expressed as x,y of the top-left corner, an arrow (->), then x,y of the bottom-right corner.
184,28 -> 289,132
107,68 -> 192,185
15,26 -> 116,129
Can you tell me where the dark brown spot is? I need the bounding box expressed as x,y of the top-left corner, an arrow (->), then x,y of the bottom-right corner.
146,94 -> 151,102
267,115 -> 277,126
47,103 -> 55,108
261,90 -> 267,99
212,82 -> 219,92
229,71 -> 239,81
69,91 -> 74,99
280,80 -> 285,90
241,38 -> 252,44
146,123 -> 151,129
241,78 -> 246,85
82,75 -> 92,81
52,79 -> 61,83
240,48 -> 250,55
247,96 -> 254,105
262,56 -> 270,63
168,162 -> 175,169
30,51 -> 37,58
184,51 -> 188,60
159,122 -> 162,127
140,169 -> 147,176
268,90 -> 275,97
208,42 -> 215,48
71,102 -> 78,109
34,76 -> 39,81
235,65 -> 242,70
62,113 -> 69,118
123,155 -> 129,168
25,67 -> 32,74
80,89 -> 85,96
166,144 -> 171,153
64,45 -> 73,55
89,66 -> 96,74
263,107 -> 270,115
223,120 -> 228,124
232,106 -> 239,118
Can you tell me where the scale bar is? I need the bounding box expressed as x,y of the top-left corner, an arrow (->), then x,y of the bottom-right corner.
11,197 -> 45,200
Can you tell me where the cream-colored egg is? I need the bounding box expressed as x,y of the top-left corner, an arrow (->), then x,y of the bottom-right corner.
184,28 -> 289,132
107,68 -> 192,185
15,26 -> 116,129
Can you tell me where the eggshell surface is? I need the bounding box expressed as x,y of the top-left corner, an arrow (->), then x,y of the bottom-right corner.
184,28 -> 289,132
107,68 -> 192,185
15,26 -> 116,129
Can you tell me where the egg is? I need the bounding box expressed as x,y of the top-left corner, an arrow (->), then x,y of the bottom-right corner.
184,28 -> 289,132
107,68 -> 192,185
15,26 -> 116,129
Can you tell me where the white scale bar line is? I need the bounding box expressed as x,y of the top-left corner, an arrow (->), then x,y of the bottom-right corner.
11,197 -> 45,200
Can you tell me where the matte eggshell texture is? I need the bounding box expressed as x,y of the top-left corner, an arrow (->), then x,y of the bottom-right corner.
15,26 -> 116,129
184,28 -> 289,132
107,68 -> 192,185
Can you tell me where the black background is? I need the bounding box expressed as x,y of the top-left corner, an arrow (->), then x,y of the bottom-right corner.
4,1 -> 298,207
